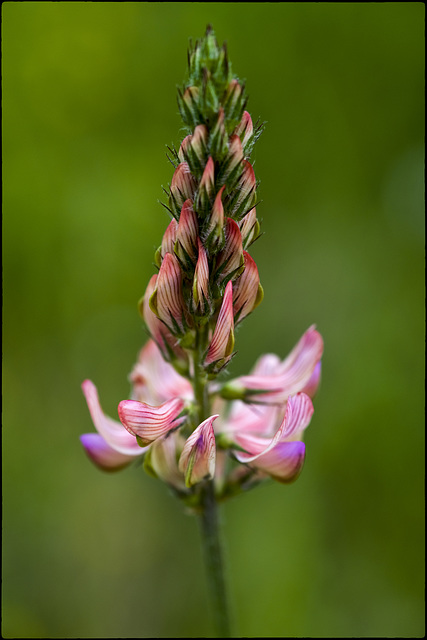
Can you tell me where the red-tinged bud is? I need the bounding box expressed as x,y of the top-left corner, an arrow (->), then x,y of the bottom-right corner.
138,275 -> 186,363
221,134 -> 244,184
234,110 -> 253,149
150,253 -> 188,335
195,156 -> 215,215
204,186 -> 225,252
239,207 -> 261,249
193,239 -> 211,316
177,86 -> 201,127
175,199 -> 199,264
178,135 -> 192,163
191,124 -> 208,164
178,415 -> 218,487
230,160 -> 256,219
224,79 -> 244,120
205,281 -> 235,370
215,218 -> 245,284
170,163 -> 196,218
210,108 -> 227,159
233,251 -> 264,323
161,218 -> 178,257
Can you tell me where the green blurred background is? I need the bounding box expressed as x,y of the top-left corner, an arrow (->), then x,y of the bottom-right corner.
3,2 -> 424,637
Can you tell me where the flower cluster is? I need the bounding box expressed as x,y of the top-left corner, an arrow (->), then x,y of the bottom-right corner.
80,27 -> 323,508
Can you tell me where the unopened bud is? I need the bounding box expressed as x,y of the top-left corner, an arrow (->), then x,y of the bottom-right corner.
233,251 -> 263,324
170,163 -> 196,218
234,110 -> 253,149
178,415 -> 218,487
205,281 -> 235,371
175,199 -> 199,266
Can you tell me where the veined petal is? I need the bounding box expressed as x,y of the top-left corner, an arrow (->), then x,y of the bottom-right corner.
239,207 -> 260,248
232,160 -> 256,218
178,415 -> 218,487
193,239 -> 210,315
170,162 -> 196,212
233,251 -> 263,323
161,218 -> 178,258
176,199 -> 198,262
80,433 -> 138,471
129,339 -> 193,405
233,393 -> 313,462
191,124 -> 208,164
118,397 -> 186,446
222,134 -> 244,181
243,441 -> 306,483
81,380 -> 143,456
222,400 -> 281,438
205,281 -> 235,366
204,186 -> 225,244
301,361 -> 322,398
178,134 -> 192,163
152,253 -> 186,332
199,156 -> 215,199
140,275 -> 186,361
226,326 -> 323,401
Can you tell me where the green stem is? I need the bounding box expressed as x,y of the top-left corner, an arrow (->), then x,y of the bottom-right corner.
192,326 -> 232,638
200,480 -> 232,638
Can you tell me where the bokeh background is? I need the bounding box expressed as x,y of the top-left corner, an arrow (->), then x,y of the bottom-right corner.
3,2 -> 424,638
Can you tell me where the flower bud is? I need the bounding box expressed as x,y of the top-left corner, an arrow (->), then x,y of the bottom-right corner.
139,275 -> 186,363
221,134 -> 244,185
178,125 -> 208,174
229,160 -> 256,219
178,415 -> 218,487
193,239 -> 211,317
215,218 -> 244,284
177,85 -> 201,128
204,185 -> 225,252
205,281 -> 235,371
175,199 -> 199,266
234,110 -> 253,149
195,156 -> 215,216
233,251 -> 263,323
223,79 -> 245,122
239,207 -> 261,249
149,253 -> 188,335
210,108 -> 228,159
169,162 -> 196,218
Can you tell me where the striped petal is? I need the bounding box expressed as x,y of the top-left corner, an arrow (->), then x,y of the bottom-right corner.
205,281 -> 235,367
234,393 -> 313,462
234,110 -> 253,149
118,397 -> 186,446
216,218 -> 244,282
176,199 -> 199,263
178,415 -> 218,487
223,326 -> 323,402
81,380 -> 143,456
151,253 -> 187,333
233,251 -> 263,323
192,239 -> 211,315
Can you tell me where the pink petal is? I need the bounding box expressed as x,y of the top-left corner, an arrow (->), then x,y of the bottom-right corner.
154,253 -> 186,332
129,339 -> 193,405
228,326 -> 323,401
118,397 -> 185,446
234,393 -> 313,462
176,199 -> 199,262
233,251 -> 262,322
205,281 -> 235,366
216,218 -> 244,282
80,433 -> 138,471
244,441 -> 306,483
178,415 -> 218,487
81,380 -> 143,456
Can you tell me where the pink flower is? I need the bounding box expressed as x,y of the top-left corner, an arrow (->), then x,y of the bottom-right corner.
220,325 -> 323,402
81,326 -> 323,487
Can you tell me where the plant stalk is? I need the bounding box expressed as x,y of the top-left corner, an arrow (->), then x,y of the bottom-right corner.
193,327 -> 232,638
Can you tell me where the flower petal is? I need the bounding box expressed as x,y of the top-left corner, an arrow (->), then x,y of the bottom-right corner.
118,397 -> 185,445
178,415 -> 218,487
80,433 -> 138,471
205,281 -> 235,367
246,441 -> 306,483
81,380 -> 143,456
234,393 -> 313,462
129,339 -> 193,405
224,326 -> 323,402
